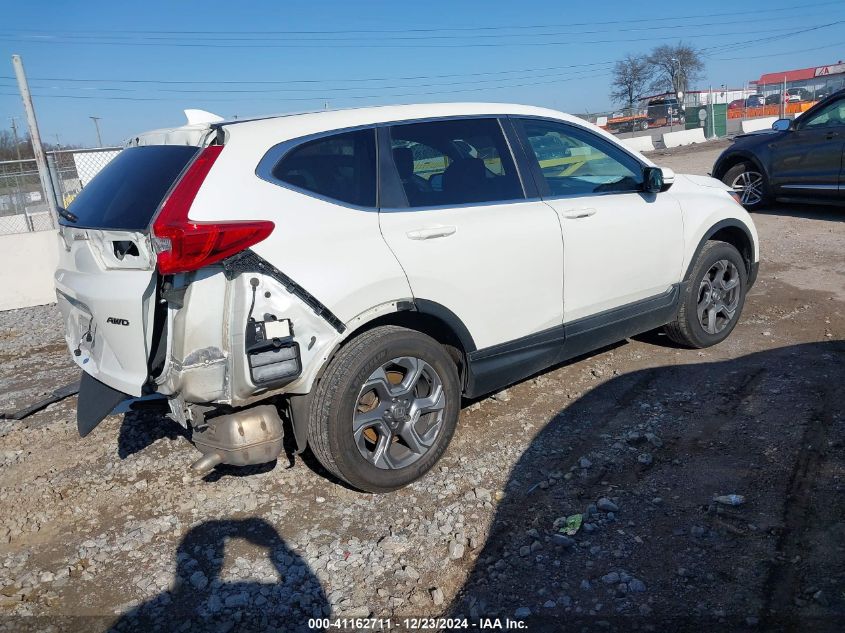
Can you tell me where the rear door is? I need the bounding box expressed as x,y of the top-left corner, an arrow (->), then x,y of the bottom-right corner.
769,95 -> 845,200
55,145 -> 199,396
377,117 -> 564,351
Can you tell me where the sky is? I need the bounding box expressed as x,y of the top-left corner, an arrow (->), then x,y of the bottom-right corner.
1,0 -> 843,147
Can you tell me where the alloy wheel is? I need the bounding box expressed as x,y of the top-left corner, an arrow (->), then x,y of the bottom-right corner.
353,357 -> 446,470
697,259 -> 741,335
730,170 -> 764,206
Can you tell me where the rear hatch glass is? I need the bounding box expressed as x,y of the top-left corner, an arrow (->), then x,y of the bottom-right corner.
64,145 -> 199,230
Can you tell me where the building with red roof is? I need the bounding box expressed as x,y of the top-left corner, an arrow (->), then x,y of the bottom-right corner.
751,61 -> 845,97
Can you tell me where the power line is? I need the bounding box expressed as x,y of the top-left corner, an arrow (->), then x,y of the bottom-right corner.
4,12 -> 841,43
1,65 -> 618,96
0,70 -> 617,104
3,1 -> 839,36
712,41 -> 845,61
0,26 -> 836,95
1,21 -> 839,48
0,60 -> 617,88
699,21 -> 842,55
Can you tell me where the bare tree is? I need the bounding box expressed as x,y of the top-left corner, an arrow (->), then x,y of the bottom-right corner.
610,54 -> 653,111
647,43 -> 704,95
0,129 -> 33,161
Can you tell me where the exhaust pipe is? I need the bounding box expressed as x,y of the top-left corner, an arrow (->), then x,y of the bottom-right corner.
190,404 -> 284,475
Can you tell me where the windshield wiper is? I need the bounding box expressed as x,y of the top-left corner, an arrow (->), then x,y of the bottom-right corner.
57,207 -> 78,223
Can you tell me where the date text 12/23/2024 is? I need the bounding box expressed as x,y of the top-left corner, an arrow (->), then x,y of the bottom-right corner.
308,617 -> 529,630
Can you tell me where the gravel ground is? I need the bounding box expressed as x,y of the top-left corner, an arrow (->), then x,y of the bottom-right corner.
0,141 -> 843,632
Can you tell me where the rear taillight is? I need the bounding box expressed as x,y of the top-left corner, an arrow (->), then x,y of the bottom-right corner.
152,145 -> 274,274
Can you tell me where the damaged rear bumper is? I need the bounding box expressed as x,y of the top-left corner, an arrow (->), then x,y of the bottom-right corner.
153,252 -> 344,408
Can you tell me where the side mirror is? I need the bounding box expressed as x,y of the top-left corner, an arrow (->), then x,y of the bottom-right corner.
429,173 -> 444,192
643,166 -> 673,193
772,118 -> 793,131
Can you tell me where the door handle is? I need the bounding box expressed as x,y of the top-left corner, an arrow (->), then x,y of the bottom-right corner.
559,208 -> 597,219
406,226 -> 457,240
826,131 -> 839,140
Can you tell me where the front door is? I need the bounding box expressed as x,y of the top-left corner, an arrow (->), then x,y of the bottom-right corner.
769,95 -> 845,200
512,117 -> 684,324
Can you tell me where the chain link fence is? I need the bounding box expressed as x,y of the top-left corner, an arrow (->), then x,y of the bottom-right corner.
580,80 -> 836,143
0,147 -> 121,236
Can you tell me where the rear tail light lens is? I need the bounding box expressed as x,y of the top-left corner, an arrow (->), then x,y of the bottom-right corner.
152,145 -> 274,274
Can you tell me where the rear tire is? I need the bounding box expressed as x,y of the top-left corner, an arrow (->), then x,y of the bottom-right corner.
722,162 -> 769,209
665,241 -> 747,348
307,325 -> 460,493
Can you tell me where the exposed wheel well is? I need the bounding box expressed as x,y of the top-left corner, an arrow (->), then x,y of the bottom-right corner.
352,311 -> 468,385
708,226 -> 753,276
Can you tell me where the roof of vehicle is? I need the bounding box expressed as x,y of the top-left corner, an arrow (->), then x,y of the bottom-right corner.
130,103 -> 591,147
127,102 -> 657,165
224,102 -> 583,131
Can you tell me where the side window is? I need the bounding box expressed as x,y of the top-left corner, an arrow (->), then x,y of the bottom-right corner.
272,129 -> 376,207
388,118 -> 523,207
517,119 -> 643,196
800,98 -> 845,129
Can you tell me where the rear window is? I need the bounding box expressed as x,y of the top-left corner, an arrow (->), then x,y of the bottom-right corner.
387,118 -> 523,208
272,129 -> 377,207
64,145 -> 199,230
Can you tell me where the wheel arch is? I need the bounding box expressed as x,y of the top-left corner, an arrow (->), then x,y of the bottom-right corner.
287,299 -> 475,453
685,219 -> 756,283
713,150 -> 767,181
345,303 -> 475,383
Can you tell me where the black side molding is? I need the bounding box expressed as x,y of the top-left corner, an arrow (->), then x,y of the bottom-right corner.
77,372 -> 131,437
560,285 -> 680,361
222,250 -> 346,334
464,325 -> 565,398
464,285 -> 681,399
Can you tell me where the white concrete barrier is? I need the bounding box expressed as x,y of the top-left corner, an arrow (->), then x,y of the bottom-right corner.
620,135 -> 655,153
662,127 -> 707,148
0,229 -> 59,311
741,117 -> 777,133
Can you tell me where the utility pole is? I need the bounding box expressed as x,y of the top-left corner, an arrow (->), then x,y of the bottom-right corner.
780,77 -> 787,120
90,116 -> 103,147
12,54 -> 59,227
9,117 -> 23,162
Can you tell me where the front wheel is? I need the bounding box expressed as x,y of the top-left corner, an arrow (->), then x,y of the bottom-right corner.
665,241 -> 748,348
307,325 -> 460,493
722,161 -> 769,209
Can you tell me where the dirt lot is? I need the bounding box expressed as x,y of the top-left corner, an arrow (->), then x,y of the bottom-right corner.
0,140 -> 843,632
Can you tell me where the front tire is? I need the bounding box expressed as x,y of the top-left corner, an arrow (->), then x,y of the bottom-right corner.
665,241 -> 748,348
307,325 -> 460,493
722,161 -> 769,209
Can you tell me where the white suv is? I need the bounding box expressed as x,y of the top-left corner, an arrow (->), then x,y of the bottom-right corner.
55,103 -> 759,492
